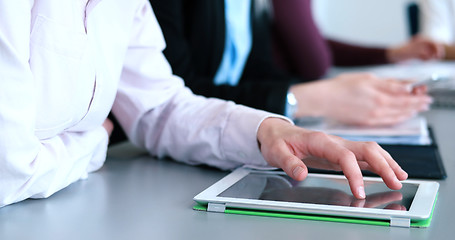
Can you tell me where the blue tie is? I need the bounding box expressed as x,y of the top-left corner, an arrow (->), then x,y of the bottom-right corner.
214,0 -> 253,86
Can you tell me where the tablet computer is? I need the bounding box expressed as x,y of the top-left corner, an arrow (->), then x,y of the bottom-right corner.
194,168 -> 439,227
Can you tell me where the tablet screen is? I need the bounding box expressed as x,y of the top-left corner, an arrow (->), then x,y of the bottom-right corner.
218,173 -> 418,211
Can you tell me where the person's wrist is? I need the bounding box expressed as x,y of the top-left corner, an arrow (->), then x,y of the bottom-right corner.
290,81 -> 329,118
386,47 -> 401,63
443,44 -> 455,59
257,118 -> 292,148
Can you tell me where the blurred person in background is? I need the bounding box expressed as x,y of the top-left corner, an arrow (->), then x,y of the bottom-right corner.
150,0 -> 438,127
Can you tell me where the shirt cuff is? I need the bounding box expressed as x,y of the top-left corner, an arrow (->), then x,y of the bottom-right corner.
85,126 -> 109,176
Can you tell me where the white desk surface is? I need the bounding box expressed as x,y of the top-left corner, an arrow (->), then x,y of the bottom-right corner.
0,109 -> 454,240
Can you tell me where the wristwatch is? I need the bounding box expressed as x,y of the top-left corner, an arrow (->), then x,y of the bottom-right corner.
285,91 -> 298,118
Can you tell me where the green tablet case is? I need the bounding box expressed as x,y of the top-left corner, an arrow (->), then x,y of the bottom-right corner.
193,196 -> 437,228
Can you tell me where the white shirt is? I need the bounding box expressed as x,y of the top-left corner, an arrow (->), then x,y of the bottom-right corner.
420,0 -> 455,44
0,0 -> 282,208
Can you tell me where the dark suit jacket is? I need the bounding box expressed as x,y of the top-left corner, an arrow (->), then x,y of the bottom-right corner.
150,0 -> 295,115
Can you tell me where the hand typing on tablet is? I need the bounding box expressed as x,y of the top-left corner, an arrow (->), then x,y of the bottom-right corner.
257,118 -> 408,199
261,186 -> 406,210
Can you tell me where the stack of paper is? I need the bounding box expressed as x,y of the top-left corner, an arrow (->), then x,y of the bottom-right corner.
300,116 -> 431,146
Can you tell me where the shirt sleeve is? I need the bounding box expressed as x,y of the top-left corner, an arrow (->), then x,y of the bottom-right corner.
0,1 -> 109,208
326,39 -> 389,66
112,2 -> 289,170
420,0 -> 455,44
271,0 -> 332,80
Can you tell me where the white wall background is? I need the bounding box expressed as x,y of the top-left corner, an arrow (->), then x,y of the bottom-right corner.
312,0 -> 418,47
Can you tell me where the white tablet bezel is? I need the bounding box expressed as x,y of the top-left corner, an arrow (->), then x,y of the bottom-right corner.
194,168 -> 439,222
